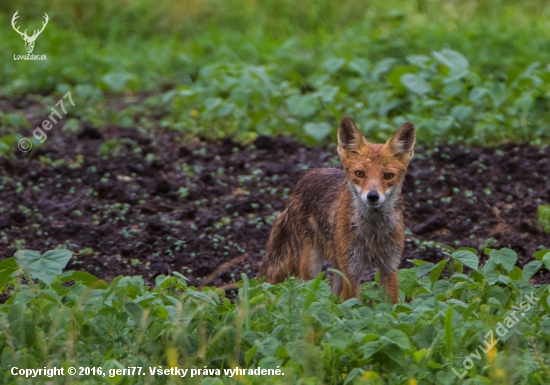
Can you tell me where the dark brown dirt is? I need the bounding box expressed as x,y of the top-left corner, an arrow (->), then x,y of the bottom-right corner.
1,126 -> 549,293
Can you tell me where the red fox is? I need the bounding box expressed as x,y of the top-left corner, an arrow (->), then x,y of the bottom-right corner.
257,116 -> 415,304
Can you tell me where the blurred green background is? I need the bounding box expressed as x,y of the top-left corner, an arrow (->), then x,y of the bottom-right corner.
1,0 -> 550,144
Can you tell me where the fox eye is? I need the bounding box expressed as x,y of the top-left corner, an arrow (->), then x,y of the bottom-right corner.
384,173 -> 394,180
355,170 -> 365,178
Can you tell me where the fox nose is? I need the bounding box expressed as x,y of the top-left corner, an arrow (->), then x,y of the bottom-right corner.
366,191 -> 380,203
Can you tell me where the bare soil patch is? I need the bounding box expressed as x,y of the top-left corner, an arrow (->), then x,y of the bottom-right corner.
1,125 -> 549,292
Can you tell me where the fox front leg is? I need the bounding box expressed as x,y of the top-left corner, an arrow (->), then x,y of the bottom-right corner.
379,270 -> 399,304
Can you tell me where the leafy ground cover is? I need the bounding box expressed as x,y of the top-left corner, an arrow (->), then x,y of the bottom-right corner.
1,1 -> 550,145
0,246 -> 549,384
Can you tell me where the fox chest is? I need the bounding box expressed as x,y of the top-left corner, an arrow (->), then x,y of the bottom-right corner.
345,224 -> 402,275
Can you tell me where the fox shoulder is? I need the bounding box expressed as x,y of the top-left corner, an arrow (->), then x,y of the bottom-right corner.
294,168 -> 345,192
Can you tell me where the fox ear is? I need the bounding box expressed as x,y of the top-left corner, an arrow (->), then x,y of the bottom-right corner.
337,116 -> 367,159
386,122 -> 416,163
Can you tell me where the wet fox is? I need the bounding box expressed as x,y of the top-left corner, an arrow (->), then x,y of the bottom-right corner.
257,117 -> 415,304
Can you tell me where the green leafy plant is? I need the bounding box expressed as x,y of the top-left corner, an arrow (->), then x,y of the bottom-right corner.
538,205 -> 550,233
2,1 -> 550,145
14,249 -> 72,284
0,246 -> 549,384
0,134 -> 22,162
99,139 -> 122,156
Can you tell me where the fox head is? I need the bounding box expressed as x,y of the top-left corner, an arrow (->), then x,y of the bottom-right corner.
337,116 -> 415,209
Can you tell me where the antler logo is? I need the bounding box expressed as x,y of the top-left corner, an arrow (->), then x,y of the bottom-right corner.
11,11 -> 49,54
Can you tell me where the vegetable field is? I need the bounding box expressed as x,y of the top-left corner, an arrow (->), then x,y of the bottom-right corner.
0,0 -> 550,384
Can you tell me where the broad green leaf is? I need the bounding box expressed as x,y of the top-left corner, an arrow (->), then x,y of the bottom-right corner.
432,280 -> 452,296
101,72 -> 137,93
360,334 -> 380,344
382,343 -> 406,365
500,275 -> 517,287
432,49 -> 469,70
361,341 -> 382,359
372,58 -> 397,79
406,55 -> 431,68
245,346 -> 258,366
323,58 -> 346,74
447,299 -> 468,309
60,271 -> 109,289
216,102 -> 234,117
408,259 -> 430,266
523,260 -> 543,280
397,268 -> 417,297
534,249 -> 550,261
50,283 -> 70,295
382,329 -> 410,350
485,286 -> 510,307
286,94 -> 318,118
451,105 -> 473,121
125,302 -> 144,323
444,80 -> 465,97
343,368 -> 363,385
315,85 -> 339,103
348,58 -> 370,76
430,260 -> 448,283
8,303 -> 35,348
387,66 -> 416,92
542,253 -> 550,270
15,249 -> 72,284
204,97 -> 223,111
509,266 -> 523,281
451,250 -> 479,271
256,336 -> 279,357
456,248 -> 478,257
257,356 -> 280,370
485,270 -> 499,284
186,288 -> 219,306
413,349 -> 428,363
416,262 -> 435,277
470,87 -> 488,103
462,299 -> 481,321
453,273 -> 471,281
437,370 -> 459,384
445,67 -> 470,82
401,73 -> 431,95
304,122 -> 331,142
483,250 -> 499,273
0,257 -> 19,289
329,330 -> 351,351
497,248 -> 518,272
